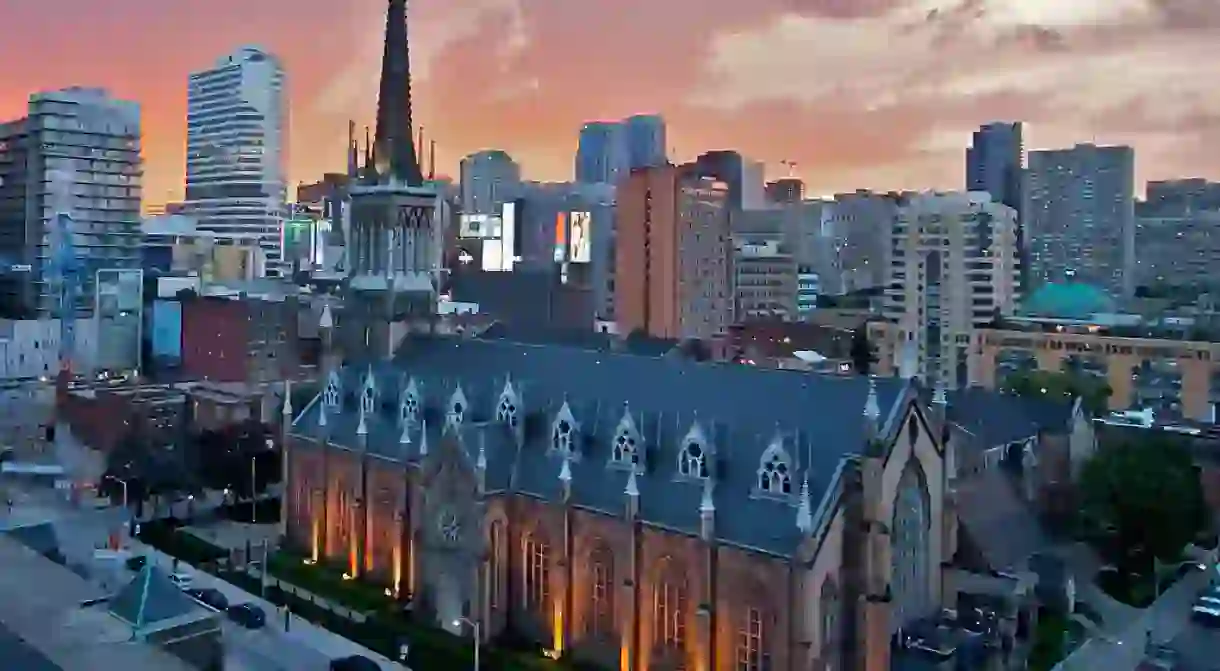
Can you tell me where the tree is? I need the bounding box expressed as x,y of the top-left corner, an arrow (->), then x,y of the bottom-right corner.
192,420 -> 280,498
848,325 -> 877,376
1078,437 -> 1209,577
1001,369 -> 1111,416
101,431 -> 198,513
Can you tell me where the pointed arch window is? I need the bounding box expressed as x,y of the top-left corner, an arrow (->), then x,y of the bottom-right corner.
448,388 -> 467,427
360,374 -> 377,417
757,445 -> 792,494
655,573 -> 687,649
678,439 -> 709,478
588,546 -> 615,638
400,389 -> 419,427
496,393 -> 518,429
612,426 -> 639,466
523,534 -> 550,615
891,461 -> 932,631
820,578 -> 840,667
552,417 -> 575,455
323,373 -> 340,409
489,522 -> 504,610
735,607 -> 765,671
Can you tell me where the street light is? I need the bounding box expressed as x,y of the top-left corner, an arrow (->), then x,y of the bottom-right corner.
453,617 -> 480,670
104,475 -> 131,541
250,455 -> 257,524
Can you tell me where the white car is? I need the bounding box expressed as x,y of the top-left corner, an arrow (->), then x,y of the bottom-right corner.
168,572 -> 193,590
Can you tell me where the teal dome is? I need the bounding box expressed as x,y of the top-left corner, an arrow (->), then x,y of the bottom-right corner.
1022,281 -> 1116,319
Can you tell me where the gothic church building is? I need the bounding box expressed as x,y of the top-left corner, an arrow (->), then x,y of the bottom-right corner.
284,326 -> 956,671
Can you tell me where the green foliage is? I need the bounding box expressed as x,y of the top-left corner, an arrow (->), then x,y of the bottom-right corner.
1000,369 -> 1111,416
849,325 -> 877,376
138,519 -> 228,565
1078,437 -> 1210,579
267,550 -> 390,612
1027,609 -> 1081,671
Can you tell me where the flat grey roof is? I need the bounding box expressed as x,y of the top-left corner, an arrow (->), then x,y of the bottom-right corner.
0,621 -> 60,671
0,535 -> 195,671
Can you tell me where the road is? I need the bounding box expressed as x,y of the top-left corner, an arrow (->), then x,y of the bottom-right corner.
1057,569 -> 1210,670
1167,622 -> 1220,670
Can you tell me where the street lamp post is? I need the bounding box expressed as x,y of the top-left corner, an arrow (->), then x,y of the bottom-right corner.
250,455 -> 257,524
104,475 -> 130,538
454,617 -> 480,670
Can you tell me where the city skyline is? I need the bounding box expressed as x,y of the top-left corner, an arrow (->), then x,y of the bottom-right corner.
4,0 -> 1220,208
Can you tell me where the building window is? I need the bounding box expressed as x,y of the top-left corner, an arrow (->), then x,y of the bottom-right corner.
589,547 -> 614,638
757,442 -> 792,494
678,440 -> 708,478
655,576 -> 687,649
552,415 -> 575,455
736,607 -> 764,671
612,426 -> 639,466
496,393 -> 518,429
489,522 -> 504,610
524,534 -> 550,615
820,579 -> 840,667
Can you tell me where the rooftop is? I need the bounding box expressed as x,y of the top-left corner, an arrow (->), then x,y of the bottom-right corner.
1021,281 -> 1117,320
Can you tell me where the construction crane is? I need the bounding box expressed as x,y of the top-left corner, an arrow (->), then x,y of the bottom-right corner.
46,170 -> 82,396
780,159 -> 797,178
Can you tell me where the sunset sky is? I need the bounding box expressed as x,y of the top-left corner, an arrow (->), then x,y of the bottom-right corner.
4,0 -> 1220,208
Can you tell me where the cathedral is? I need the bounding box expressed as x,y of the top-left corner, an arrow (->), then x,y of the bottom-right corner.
282,1 -> 956,670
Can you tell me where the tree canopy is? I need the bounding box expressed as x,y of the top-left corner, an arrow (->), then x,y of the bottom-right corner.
849,326 -> 877,376
193,420 -> 281,498
1078,436 -> 1210,576
101,432 -> 199,506
1001,369 -> 1111,416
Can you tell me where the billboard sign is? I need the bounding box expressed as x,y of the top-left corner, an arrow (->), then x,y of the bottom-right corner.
151,300 -> 182,361
568,211 -> 591,263
553,212 -> 567,263
500,201 -> 518,271
459,214 -> 502,239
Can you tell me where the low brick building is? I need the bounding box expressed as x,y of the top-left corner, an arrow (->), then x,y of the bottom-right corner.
180,295 -> 303,384
62,385 -> 188,453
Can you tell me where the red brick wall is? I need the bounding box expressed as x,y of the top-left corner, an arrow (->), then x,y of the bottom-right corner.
62,391 -> 138,453
181,298 -> 249,382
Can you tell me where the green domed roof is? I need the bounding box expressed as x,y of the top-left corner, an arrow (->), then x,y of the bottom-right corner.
1022,281 -> 1116,319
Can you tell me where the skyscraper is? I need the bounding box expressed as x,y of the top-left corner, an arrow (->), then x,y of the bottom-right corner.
883,192 -> 1019,387
574,121 -> 627,185
623,114 -> 667,170
185,46 -> 287,276
1027,144 -> 1136,298
459,150 -> 521,215
967,122 -> 1025,290
616,165 -> 730,340
0,87 -> 142,317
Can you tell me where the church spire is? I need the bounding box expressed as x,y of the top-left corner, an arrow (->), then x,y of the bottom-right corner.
374,0 -> 424,186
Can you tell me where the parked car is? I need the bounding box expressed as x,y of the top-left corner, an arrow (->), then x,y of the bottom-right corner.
125,555 -> 147,572
226,603 -> 266,629
185,588 -> 229,611
330,655 -> 382,671
168,572 -> 193,590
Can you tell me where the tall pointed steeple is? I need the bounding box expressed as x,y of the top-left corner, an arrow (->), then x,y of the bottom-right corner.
374,0 -> 424,186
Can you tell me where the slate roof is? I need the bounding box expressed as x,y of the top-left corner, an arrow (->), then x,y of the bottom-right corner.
292,335 -> 913,557
942,388 -> 1075,451
109,566 -> 206,629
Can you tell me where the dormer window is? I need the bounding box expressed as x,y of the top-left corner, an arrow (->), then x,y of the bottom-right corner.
323,371 -> 340,409
360,372 -> 377,417
400,391 -> 419,427
757,443 -> 793,494
679,440 -> 709,478
551,402 -> 577,456
553,419 -> 573,454
497,379 -> 520,429
447,385 -> 469,429
612,428 -> 639,466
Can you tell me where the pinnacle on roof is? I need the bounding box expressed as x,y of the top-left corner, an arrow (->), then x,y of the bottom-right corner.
796,475 -> 813,534
863,376 -> 880,421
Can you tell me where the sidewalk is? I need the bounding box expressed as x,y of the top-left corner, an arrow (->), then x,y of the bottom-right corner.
131,539 -> 405,670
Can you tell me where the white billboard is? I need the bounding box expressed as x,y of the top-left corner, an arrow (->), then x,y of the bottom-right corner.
459,214 -> 502,239
568,211 -> 591,263
481,238 -> 504,272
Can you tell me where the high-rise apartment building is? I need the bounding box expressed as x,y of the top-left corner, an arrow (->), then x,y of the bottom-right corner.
615,165 -> 730,340
458,150 -> 521,215
0,87 -> 142,317
1145,178 -> 1220,211
967,122 -> 1026,289
829,190 -> 903,292
883,192 -> 1019,387
623,114 -> 667,170
574,122 -> 628,185
184,46 -> 287,276
1027,143 -> 1135,297
765,179 -> 805,205
732,236 -> 797,321
1134,201 -> 1220,290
